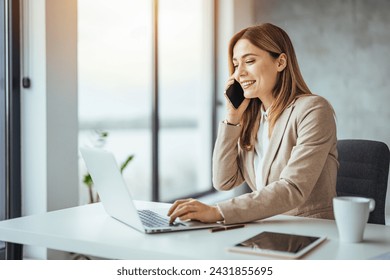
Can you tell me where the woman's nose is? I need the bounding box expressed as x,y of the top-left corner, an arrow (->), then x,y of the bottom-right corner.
234,64 -> 246,80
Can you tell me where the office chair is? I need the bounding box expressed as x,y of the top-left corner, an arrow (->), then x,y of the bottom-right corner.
336,139 -> 390,224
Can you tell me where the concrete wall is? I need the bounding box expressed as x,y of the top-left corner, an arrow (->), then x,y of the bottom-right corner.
253,0 -> 390,223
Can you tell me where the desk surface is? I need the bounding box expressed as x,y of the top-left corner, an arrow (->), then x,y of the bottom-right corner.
0,201 -> 389,260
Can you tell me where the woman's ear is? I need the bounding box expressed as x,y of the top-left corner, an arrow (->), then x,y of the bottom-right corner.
276,53 -> 287,72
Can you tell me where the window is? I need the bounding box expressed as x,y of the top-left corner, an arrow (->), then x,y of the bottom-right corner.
78,0 -> 215,203
158,0 -> 214,201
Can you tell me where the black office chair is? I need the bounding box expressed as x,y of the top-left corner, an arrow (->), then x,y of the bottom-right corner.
336,139 -> 390,225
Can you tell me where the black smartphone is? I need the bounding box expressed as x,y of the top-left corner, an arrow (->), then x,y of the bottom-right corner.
225,80 -> 245,109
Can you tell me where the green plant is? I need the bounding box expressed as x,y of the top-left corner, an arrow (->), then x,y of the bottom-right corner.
83,154 -> 134,203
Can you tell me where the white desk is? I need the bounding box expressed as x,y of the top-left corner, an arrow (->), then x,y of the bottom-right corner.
0,201 -> 389,260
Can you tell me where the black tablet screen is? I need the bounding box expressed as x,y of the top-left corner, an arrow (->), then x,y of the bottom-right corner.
235,231 -> 320,253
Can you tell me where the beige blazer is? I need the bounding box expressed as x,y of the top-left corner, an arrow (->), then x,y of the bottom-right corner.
213,95 -> 338,224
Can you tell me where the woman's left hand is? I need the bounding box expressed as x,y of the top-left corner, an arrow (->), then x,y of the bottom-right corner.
167,199 -> 223,224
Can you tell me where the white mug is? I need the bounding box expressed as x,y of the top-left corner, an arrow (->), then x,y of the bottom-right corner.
333,196 -> 375,243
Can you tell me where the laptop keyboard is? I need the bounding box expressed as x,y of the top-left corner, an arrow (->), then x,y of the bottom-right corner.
138,209 -> 176,228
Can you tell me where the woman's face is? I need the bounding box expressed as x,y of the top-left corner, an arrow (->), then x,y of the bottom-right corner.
232,39 -> 284,102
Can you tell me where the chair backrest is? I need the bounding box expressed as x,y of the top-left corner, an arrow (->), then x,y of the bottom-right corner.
336,139 -> 390,224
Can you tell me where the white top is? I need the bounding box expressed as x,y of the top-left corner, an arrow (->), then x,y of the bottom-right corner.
254,105 -> 270,190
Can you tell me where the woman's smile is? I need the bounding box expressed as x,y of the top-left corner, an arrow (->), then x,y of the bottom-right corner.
241,80 -> 256,89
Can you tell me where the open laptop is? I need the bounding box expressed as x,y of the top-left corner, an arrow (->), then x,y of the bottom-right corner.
80,147 -> 222,234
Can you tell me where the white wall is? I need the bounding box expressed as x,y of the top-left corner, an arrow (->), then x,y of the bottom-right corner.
21,0 -> 78,260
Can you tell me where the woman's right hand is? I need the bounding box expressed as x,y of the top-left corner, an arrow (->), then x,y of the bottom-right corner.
224,76 -> 250,125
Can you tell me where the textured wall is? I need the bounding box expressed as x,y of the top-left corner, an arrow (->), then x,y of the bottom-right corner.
253,0 -> 390,222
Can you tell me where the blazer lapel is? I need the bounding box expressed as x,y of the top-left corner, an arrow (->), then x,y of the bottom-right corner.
261,103 -> 295,186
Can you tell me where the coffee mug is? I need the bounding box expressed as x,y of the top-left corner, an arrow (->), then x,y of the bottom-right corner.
333,196 -> 375,243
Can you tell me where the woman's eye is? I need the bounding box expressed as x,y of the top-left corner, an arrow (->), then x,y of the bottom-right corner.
246,60 -> 255,64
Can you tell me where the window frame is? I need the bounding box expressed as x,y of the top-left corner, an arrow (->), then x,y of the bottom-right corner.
0,0 -> 22,260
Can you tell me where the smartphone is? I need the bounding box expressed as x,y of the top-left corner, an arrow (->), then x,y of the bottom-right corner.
225,80 -> 245,109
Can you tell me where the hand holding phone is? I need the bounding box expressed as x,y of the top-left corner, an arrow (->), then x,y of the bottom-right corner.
225,80 -> 245,109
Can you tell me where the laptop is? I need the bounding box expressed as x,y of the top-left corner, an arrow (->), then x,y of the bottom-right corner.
80,147 -> 222,234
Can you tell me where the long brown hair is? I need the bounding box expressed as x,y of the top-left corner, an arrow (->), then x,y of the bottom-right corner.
228,23 -> 312,150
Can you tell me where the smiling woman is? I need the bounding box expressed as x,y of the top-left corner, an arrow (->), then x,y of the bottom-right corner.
231,41 -> 284,107
168,23 -> 338,225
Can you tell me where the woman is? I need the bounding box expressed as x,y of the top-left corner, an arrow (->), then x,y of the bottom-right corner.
168,23 -> 338,225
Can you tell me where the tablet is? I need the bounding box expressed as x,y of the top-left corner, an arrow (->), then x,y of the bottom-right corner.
228,231 -> 326,259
